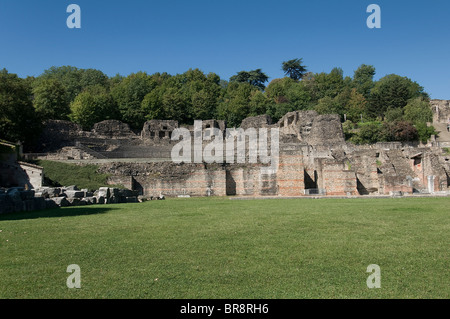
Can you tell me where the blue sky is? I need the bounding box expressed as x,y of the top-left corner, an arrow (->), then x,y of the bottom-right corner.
1,0 -> 449,98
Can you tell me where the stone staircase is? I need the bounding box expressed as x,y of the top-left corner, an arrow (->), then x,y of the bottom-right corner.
74,142 -> 108,159
434,122 -> 450,143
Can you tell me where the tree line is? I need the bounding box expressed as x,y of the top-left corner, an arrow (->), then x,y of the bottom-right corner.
0,59 -> 436,147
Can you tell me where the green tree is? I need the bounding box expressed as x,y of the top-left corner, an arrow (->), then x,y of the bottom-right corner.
381,121 -> 418,142
282,58 -> 308,81
248,90 -> 271,116
384,108 -> 404,123
352,64 -> 376,98
404,97 -> 433,124
345,88 -> 368,122
0,69 -> 41,144
301,68 -> 347,102
368,74 -> 428,119
111,72 -> 156,128
415,122 -> 438,143
350,121 -> 383,145
315,96 -> 342,116
79,68 -> 109,89
141,87 -> 166,121
217,82 -> 256,127
38,66 -> 110,106
265,78 -> 311,121
230,69 -> 269,91
191,89 -> 216,120
161,87 -> 188,123
70,87 -> 119,130
32,79 -> 70,120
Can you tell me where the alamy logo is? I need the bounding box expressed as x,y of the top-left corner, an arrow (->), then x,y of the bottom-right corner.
171,120 -> 279,174
66,4 -> 81,29
66,264 -> 81,289
366,4 -> 381,29
366,264 -> 381,288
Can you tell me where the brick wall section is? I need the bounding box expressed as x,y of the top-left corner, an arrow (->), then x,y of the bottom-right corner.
277,146 -> 305,196
322,161 -> 358,196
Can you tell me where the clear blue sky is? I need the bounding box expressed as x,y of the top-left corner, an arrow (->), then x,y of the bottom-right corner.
1,0 -> 449,99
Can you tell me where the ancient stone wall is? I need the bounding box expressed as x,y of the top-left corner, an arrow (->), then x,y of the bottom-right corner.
275,144 -> 305,196
22,105 -> 450,198
431,99 -> 450,123
240,115 -> 272,130
92,120 -> 137,138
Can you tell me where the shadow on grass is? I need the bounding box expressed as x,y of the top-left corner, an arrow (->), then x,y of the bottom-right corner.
0,206 -> 119,221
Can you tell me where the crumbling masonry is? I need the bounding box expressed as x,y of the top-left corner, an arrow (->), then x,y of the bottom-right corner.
23,100 -> 450,198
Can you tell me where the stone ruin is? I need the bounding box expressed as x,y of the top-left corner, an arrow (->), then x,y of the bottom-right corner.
141,120 -> 178,140
9,103 -> 450,202
431,99 -> 450,123
0,185 -> 149,215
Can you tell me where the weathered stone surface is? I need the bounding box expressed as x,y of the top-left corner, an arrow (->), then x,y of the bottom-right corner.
98,187 -> 110,198
67,198 -> 81,206
7,188 -> 23,212
51,197 -> 69,207
126,197 -> 138,203
141,120 -> 178,140
65,185 -> 79,191
240,114 -> 272,130
84,197 -> 97,205
45,199 -> 59,209
33,197 -> 47,211
23,199 -> 36,212
65,190 -> 85,199
93,120 -> 136,138
0,194 -> 14,214
137,195 -> 147,202
19,190 -> 35,201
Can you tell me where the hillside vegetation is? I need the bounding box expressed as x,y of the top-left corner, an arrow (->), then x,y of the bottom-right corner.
0,61 -> 436,148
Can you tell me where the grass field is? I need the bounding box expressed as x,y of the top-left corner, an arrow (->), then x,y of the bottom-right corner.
0,197 -> 448,299
32,160 -> 122,191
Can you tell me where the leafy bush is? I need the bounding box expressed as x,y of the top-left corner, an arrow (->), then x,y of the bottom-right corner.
381,121 -> 418,142
349,121 -> 383,145
415,123 -> 438,143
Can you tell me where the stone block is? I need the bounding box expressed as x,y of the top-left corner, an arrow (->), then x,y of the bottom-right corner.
7,189 -> 24,212
98,187 -> 110,198
79,199 -> 87,206
109,188 -> 120,198
65,190 -> 85,199
67,198 -> 81,206
137,195 -> 147,202
23,199 -> 36,212
51,197 -> 69,207
19,190 -> 35,201
33,197 -> 47,211
65,185 -> 79,191
126,197 -> 138,203
45,199 -> 59,209
83,197 -> 97,205
118,189 -> 133,198
0,194 -> 14,215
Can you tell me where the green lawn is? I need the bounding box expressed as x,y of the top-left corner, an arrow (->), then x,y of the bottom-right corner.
33,160 -> 122,191
0,197 -> 448,299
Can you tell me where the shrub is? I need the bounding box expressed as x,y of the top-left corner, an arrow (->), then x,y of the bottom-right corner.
415,123 -> 438,143
381,121 -> 418,142
349,121 -> 383,145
